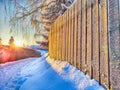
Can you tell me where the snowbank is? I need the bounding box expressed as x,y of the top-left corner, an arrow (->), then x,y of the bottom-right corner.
0,49 -> 105,90
46,56 -> 105,90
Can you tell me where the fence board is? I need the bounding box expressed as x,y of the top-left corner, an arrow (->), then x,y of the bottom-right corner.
51,24 -> 54,58
64,12 -> 67,61
74,2 -> 77,67
59,16 -> 63,60
63,13 -> 66,61
68,8 -> 71,63
54,22 -> 57,59
92,0 -> 100,81
86,0 -> 92,76
66,10 -> 69,62
81,0 -> 87,72
49,25 -> 52,57
99,0 -> 109,88
57,17 -> 60,60
52,24 -> 54,58
70,5 -> 74,64
61,16 -> 64,60
52,25 -> 54,58
77,0 -> 82,69
56,20 -> 58,60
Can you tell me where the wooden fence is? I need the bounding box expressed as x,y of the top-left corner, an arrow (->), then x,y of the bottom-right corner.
49,0 -> 120,89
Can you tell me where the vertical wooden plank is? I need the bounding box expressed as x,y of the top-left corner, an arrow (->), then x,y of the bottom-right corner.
74,2 -> 77,67
62,15 -> 64,60
54,22 -> 57,59
61,16 -> 63,60
108,0 -> 120,89
99,0 -> 109,89
56,21 -> 58,59
50,26 -> 52,57
81,0 -> 87,72
59,16 -> 62,60
57,17 -> 60,60
56,20 -> 58,60
66,10 -> 69,62
55,20 -> 57,59
57,18 -> 59,60
58,17 -> 60,60
77,0 -> 82,69
68,8 -> 71,63
71,4 -> 75,64
49,26 -> 52,58
52,25 -> 54,58
52,23 -> 54,58
71,4 -> 75,65
63,13 -> 66,61
58,17 -> 61,60
65,12 -> 67,61
86,0 -> 92,76
51,24 -> 53,58
54,21 -> 57,59
50,27 -> 52,58
64,12 -> 67,61
61,16 -> 64,60
52,24 -> 55,58
92,0 -> 100,81
51,24 -> 54,58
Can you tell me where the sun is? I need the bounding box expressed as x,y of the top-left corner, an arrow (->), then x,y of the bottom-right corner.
14,40 -> 22,46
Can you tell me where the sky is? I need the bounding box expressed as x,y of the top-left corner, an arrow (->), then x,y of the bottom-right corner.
0,0 -> 36,46
0,1 -> 9,45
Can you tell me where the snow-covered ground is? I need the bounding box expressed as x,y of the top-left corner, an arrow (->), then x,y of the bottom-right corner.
0,48 -> 105,90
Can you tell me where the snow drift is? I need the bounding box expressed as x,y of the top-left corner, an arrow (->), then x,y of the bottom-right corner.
0,50 -> 105,90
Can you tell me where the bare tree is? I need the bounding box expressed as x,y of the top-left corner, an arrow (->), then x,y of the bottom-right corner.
4,0 -> 75,48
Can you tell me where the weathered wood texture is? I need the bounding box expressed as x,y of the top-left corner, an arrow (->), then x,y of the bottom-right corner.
86,0 -> 92,77
99,0 -> 109,88
92,0 -> 100,82
77,0 -> 82,69
49,0 -> 120,89
108,0 -> 120,89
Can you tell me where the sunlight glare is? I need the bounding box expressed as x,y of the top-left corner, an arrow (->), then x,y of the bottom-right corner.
15,40 -> 22,46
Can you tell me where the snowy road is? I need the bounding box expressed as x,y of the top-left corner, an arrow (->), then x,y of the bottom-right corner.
0,50 -> 105,90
